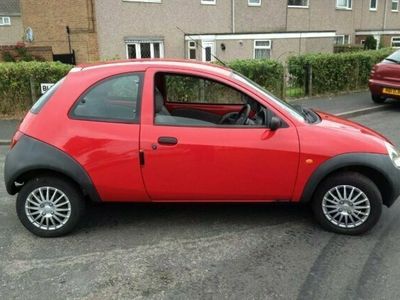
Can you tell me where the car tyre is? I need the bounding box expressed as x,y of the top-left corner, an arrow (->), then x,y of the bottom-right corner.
371,94 -> 386,104
312,172 -> 382,235
16,176 -> 85,237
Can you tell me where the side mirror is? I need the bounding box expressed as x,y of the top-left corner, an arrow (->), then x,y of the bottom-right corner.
269,116 -> 282,131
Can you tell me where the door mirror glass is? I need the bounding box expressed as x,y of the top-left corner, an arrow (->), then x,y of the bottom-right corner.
270,116 -> 282,131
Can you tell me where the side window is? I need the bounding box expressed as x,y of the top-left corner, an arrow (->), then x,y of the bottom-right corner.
154,73 -> 270,127
165,74 -> 243,105
71,73 -> 142,122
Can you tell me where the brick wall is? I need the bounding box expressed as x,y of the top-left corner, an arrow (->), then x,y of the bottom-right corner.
20,0 -> 99,63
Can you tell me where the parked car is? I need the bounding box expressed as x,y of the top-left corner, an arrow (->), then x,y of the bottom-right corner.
369,50 -> 400,103
4,59 -> 400,237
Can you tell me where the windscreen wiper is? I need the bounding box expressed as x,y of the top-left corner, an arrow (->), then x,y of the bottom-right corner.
385,58 -> 400,64
293,104 -> 314,123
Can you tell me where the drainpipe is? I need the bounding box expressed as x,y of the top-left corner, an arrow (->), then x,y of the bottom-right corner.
383,0 -> 388,31
232,0 -> 235,33
380,0 -> 388,49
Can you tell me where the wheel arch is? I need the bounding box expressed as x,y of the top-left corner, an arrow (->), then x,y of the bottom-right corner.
4,135 -> 101,202
14,169 -> 90,201
301,153 -> 397,207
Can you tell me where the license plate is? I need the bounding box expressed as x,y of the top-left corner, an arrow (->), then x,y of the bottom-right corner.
383,88 -> 400,96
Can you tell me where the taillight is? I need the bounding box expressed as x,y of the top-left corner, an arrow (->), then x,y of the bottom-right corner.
10,130 -> 23,149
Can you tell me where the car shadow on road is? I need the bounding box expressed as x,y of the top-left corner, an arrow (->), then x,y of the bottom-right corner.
78,202 -> 315,234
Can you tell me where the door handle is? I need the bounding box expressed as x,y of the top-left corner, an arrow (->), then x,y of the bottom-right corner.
158,136 -> 178,145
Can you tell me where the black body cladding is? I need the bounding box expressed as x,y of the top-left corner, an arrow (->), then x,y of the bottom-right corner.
301,153 -> 400,207
4,135 -> 101,202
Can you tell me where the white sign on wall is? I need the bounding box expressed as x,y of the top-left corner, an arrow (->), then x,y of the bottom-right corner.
40,83 -> 54,94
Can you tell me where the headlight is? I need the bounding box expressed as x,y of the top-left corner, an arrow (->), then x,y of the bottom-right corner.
385,142 -> 400,169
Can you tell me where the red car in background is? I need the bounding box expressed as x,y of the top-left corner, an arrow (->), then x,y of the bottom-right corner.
369,50 -> 400,103
4,60 -> 400,237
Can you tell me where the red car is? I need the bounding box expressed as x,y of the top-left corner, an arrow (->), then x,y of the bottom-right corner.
4,60 -> 400,237
369,49 -> 400,103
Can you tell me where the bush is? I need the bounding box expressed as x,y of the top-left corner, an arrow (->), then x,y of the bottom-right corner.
0,61 -> 73,115
287,48 -> 394,96
227,59 -> 284,98
334,44 -> 364,53
364,36 -> 377,50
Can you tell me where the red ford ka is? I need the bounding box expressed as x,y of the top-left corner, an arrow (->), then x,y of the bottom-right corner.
4,60 -> 400,237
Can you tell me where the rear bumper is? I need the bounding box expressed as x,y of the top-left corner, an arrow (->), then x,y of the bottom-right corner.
368,79 -> 400,100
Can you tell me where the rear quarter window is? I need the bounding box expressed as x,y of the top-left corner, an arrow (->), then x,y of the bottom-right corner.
31,78 -> 65,114
70,73 -> 143,123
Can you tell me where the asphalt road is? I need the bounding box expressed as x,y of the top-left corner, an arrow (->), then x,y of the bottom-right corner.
1,106 -> 400,299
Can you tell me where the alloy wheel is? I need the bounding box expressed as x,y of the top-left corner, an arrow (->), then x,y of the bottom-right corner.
322,185 -> 371,229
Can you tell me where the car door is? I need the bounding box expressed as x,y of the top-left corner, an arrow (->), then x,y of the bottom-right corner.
65,72 -> 149,202
139,68 -> 300,201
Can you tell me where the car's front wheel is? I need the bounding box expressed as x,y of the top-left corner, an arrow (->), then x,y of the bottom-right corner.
16,176 -> 85,237
371,94 -> 386,104
312,172 -> 382,235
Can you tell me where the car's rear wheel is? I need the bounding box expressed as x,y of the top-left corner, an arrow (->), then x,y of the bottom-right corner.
16,176 -> 85,237
371,94 -> 386,104
312,172 -> 382,235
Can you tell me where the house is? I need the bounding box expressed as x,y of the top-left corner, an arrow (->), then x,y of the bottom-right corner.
0,0 -> 23,46
94,0 -> 400,62
19,0 -> 99,63
14,1 -> 400,64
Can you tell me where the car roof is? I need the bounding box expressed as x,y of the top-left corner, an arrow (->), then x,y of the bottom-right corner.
73,59 -> 232,76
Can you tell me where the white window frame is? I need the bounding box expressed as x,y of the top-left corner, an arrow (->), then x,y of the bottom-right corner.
188,41 -> 197,60
336,0 -> 352,10
0,16 -> 11,26
334,35 -> 351,45
392,36 -> 400,48
392,0 -> 399,11
125,41 -> 164,59
253,40 -> 271,59
248,0 -> 261,7
288,0 -> 309,8
369,0 -> 378,11
201,0 -> 216,5
122,0 -> 162,3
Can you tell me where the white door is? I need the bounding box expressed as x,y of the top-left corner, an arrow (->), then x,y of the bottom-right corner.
202,41 -> 216,62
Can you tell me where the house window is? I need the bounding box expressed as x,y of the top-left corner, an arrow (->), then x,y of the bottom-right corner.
0,17 -> 11,26
392,37 -> 400,48
392,0 -> 399,11
126,41 -> 164,59
188,41 -> 197,59
288,0 -> 309,7
201,0 -> 216,5
336,0 -> 352,9
370,0 -> 378,10
248,0 -> 261,6
334,35 -> 351,45
254,40 -> 271,59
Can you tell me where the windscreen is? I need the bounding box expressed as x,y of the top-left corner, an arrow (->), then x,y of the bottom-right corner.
385,50 -> 400,63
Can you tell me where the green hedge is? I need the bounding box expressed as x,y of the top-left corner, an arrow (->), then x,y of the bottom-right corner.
227,59 -> 284,98
0,61 -> 72,115
287,48 -> 395,96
